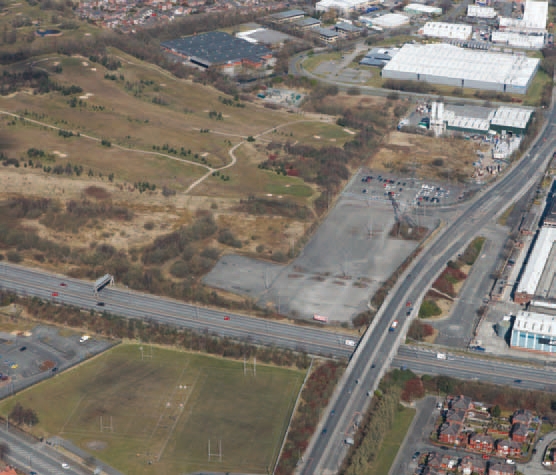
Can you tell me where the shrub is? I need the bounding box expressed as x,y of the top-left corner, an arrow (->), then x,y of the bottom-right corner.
6,251 -> 22,263
143,221 -> 155,231
169,260 -> 189,278
217,229 -> 242,248
418,300 -> 442,319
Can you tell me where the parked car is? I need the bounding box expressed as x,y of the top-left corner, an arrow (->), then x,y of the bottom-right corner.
19,346 -> 26,352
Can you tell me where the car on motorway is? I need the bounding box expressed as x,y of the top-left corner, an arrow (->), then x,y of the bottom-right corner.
321,428 -> 327,434
97,302 -> 105,306
224,316 -> 230,321
514,379 -> 522,384
389,320 -> 398,332
79,335 -> 90,343
51,292 -> 58,297
19,346 -> 26,352
60,282 -> 67,287
62,463 -> 70,469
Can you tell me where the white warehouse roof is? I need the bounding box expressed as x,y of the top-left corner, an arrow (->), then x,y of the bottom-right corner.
517,227 -> 556,295
369,13 -> 410,28
499,0 -> 548,32
467,5 -> 496,18
420,22 -> 472,40
491,106 -> 533,130
513,310 -> 556,338
491,31 -> 545,49
316,0 -> 370,13
382,43 -> 539,93
404,3 -> 442,14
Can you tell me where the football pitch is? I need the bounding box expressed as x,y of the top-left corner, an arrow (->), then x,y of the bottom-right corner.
0,344 -> 305,474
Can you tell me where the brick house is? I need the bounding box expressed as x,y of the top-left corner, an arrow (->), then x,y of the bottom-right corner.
460,455 -> 486,475
511,422 -> 529,443
450,395 -> 473,411
428,452 -> 444,470
468,433 -> 494,453
512,409 -> 533,425
439,422 -> 461,445
423,467 -> 447,475
488,462 -> 516,475
496,439 -> 521,458
0,468 -> 18,475
446,408 -> 467,424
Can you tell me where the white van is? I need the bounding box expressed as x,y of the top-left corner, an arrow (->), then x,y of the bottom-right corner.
345,339 -> 356,347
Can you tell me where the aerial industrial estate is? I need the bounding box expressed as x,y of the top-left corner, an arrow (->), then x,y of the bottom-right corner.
3,0 -> 556,473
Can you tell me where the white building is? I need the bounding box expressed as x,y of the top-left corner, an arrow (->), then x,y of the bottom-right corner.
516,226 -> 556,300
315,0 -> 371,14
361,12 -> 410,28
491,31 -> 545,49
467,5 -> 496,18
404,3 -> 442,15
382,43 -> 539,94
511,310 -> 556,353
499,0 -> 548,34
430,101 -> 445,136
419,22 -> 472,40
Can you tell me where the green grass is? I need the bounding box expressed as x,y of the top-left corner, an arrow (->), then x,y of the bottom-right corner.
0,344 -> 305,475
523,68 -> 552,107
369,406 -> 416,475
301,52 -> 343,74
266,183 -> 313,197
498,204 -> 515,226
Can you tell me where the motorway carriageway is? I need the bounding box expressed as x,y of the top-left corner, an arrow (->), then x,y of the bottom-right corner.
0,263 -> 353,359
394,346 -> 556,392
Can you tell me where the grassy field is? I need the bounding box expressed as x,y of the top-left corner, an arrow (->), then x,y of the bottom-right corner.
0,344 -> 305,474
369,406 -> 416,475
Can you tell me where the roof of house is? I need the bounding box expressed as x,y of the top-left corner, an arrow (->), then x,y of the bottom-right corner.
512,409 -> 533,422
511,422 -> 529,436
497,438 -> 522,450
451,394 -> 472,410
440,421 -> 462,437
489,462 -> 516,474
446,408 -> 467,423
470,432 -> 494,444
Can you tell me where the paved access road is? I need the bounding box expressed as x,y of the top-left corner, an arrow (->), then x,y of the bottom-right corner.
0,263 -> 353,359
1,425 -> 87,475
298,103 -> 556,474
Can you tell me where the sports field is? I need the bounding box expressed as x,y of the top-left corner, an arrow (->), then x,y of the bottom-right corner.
0,344 -> 305,474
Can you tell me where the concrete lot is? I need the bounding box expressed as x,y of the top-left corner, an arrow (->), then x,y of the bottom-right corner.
0,325 -> 113,398
205,169 -> 441,322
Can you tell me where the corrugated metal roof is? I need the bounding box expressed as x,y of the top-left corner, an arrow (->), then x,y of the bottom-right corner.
517,227 -> 556,295
514,310 -> 556,338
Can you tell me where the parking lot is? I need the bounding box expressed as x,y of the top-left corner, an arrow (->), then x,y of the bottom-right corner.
0,325 -> 113,398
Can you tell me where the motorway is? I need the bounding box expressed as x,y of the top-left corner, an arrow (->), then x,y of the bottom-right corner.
0,263 -> 353,359
298,101 -> 556,474
1,425 -> 87,475
394,346 -> 556,393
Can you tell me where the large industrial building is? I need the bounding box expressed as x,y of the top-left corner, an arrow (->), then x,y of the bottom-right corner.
510,310 -> 556,353
361,13 -> 409,29
499,0 -> 548,34
161,31 -> 273,72
404,3 -> 442,15
419,22 -> 472,40
381,43 -> 539,94
491,31 -> 545,49
315,0 -> 373,14
515,226 -> 556,304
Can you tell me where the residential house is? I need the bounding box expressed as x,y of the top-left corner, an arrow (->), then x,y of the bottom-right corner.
446,409 -> 467,424
439,422 -> 461,445
495,439 -> 521,458
423,467 -> 447,475
460,455 -> 486,475
510,422 -> 529,443
488,462 -> 516,475
468,433 -> 494,453
451,395 -> 473,411
512,409 -> 533,425
0,468 -> 18,475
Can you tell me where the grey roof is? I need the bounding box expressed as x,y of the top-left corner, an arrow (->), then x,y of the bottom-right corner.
335,21 -> 362,32
316,27 -> 339,38
161,31 -> 271,66
444,103 -> 493,120
270,9 -> 305,19
295,17 -> 321,27
246,29 -> 292,45
360,57 -> 388,66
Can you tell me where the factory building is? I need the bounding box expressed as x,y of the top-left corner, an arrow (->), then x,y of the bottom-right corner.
491,31 -> 545,49
161,31 -> 273,73
381,43 -> 539,94
359,47 -> 399,67
510,310 -> 556,353
315,0 -> 373,14
269,9 -> 306,23
515,226 -> 556,304
419,22 -> 472,40
490,107 -> 533,135
467,5 -> 496,19
499,0 -> 548,34
404,3 -> 442,15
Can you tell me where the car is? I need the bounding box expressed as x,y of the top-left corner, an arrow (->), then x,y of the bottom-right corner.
539,437 -> 544,442
506,459 -> 515,465
224,316 -> 230,321
79,335 -> 90,343
10,364 -> 17,369
412,451 -> 420,461
406,301 -> 412,307
321,428 -> 328,435
371,363 -> 376,368
533,448 -> 537,454
60,282 -> 67,287
514,379 -> 522,383
19,346 -> 26,352
51,292 -> 58,297
30,472 -> 37,475
97,302 -> 105,306
52,367 -> 58,372
362,189 -> 367,194
61,463 -> 70,469
440,446 -> 448,451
